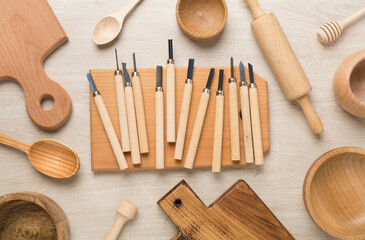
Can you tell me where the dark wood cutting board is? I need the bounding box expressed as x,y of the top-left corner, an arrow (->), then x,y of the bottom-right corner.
158,180 -> 294,239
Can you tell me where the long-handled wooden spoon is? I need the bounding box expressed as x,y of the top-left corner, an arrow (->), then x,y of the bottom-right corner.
92,0 -> 143,45
0,132 -> 80,178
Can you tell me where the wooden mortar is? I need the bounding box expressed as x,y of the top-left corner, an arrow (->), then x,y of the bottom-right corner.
333,50 -> 365,118
0,192 -> 69,240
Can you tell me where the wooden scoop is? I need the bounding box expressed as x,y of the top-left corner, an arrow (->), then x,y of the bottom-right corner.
0,132 -> 80,178
93,0 -> 143,45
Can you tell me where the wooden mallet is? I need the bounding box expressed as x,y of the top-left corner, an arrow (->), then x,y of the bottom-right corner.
105,200 -> 138,240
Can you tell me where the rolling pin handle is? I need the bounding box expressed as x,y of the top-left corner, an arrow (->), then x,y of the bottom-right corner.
245,0 -> 266,19
296,95 -> 323,135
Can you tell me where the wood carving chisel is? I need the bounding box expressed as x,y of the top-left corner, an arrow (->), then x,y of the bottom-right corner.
174,58 -> 194,160
87,73 -> 128,170
155,66 -> 164,169
184,68 -> 215,169
114,49 -> 130,152
122,63 -> 141,165
131,52 -> 149,153
212,69 -> 224,173
248,63 -> 264,165
239,61 -> 254,164
228,57 -> 240,161
166,38 -> 176,142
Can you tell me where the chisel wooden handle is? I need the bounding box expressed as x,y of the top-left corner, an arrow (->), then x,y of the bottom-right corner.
94,94 -> 128,170
155,90 -> 164,169
249,86 -> 264,165
105,200 -> 137,240
125,86 -> 141,165
166,62 -> 175,143
184,91 -> 210,169
132,73 -> 149,153
296,95 -> 323,135
240,84 -> 254,164
115,74 -> 130,152
212,94 -> 224,172
229,81 -> 240,161
175,82 -> 193,160
245,0 -> 323,135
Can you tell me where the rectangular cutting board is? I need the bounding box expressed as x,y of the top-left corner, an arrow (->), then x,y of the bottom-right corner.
89,66 -> 270,171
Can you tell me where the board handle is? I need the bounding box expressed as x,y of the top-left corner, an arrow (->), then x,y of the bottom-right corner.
296,95 -> 323,135
245,0 -> 266,19
22,68 -> 72,130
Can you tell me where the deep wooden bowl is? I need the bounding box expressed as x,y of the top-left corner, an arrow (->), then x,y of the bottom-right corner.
303,147 -> 365,239
176,0 -> 228,41
0,192 -> 69,240
333,50 -> 365,118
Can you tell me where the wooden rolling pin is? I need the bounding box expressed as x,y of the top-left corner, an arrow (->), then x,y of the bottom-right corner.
212,70 -> 224,172
184,68 -> 215,169
87,73 -> 128,170
248,64 -> 264,165
114,49 -> 130,152
131,53 -> 149,153
245,0 -> 323,135
228,58 -> 240,161
122,63 -> 141,165
105,200 -> 138,240
175,59 -> 194,160
166,39 -> 176,143
155,66 -> 164,169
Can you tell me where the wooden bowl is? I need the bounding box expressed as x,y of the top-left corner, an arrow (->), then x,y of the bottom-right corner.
0,192 -> 69,240
333,50 -> 365,118
303,147 -> 365,239
176,0 -> 228,41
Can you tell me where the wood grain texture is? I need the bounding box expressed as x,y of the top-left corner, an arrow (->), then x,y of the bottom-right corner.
333,50 -> 365,118
90,67 -> 269,171
303,147 -> 365,239
158,180 -> 294,239
0,0 -> 72,130
0,192 -> 69,240
176,0 -> 228,41
2,0 -> 364,239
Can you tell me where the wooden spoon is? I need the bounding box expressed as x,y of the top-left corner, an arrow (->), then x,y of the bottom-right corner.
92,0 -> 143,45
0,132 -> 80,178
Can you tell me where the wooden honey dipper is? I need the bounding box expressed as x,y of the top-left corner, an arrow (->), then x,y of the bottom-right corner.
317,7 -> 365,44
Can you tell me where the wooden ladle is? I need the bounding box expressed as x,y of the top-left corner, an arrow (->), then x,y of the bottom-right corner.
0,132 -> 80,178
92,0 -> 143,45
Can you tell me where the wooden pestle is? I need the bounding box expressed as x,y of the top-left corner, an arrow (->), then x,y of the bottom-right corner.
105,200 -> 138,240
245,0 -> 323,135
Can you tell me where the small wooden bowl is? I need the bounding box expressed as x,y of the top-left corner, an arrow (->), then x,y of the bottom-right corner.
303,147 -> 365,239
176,0 -> 228,41
333,50 -> 365,118
0,192 -> 69,240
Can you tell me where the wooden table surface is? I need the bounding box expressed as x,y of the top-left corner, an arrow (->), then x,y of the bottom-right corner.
0,0 -> 364,239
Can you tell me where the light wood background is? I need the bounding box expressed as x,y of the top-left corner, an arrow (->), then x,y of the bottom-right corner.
0,0 -> 364,239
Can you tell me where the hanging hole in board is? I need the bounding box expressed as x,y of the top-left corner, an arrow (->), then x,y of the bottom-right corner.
41,96 -> 55,111
174,199 -> 182,207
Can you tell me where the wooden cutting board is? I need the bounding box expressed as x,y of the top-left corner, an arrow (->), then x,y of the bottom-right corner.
158,180 -> 294,239
89,66 -> 270,171
0,0 -> 72,130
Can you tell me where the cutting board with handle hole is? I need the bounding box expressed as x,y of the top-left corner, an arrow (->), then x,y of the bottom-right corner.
158,180 -> 294,240
0,0 -> 72,130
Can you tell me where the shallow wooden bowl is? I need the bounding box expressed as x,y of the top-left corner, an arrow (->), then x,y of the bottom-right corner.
303,147 -> 365,239
176,0 -> 228,41
333,50 -> 365,118
0,192 -> 69,240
